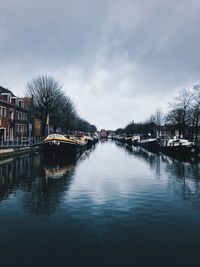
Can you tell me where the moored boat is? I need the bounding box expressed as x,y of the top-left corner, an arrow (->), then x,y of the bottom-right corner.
137,138 -> 160,152
93,133 -> 99,143
125,135 -> 133,145
43,134 -> 86,155
132,135 -> 140,146
116,134 -> 126,143
159,138 -> 198,158
84,134 -> 94,149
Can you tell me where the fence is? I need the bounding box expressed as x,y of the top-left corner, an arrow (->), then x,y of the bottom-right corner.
0,136 -> 44,148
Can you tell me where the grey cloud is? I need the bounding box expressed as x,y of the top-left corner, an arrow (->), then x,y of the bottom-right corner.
102,0 -> 200,92
0,0 -> 106,64
0,0 -> 200,128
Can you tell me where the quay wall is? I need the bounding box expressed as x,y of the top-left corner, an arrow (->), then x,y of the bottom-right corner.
0,145 -> 42,158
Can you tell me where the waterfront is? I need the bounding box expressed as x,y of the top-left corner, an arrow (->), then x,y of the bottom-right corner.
1,141 -> 200,266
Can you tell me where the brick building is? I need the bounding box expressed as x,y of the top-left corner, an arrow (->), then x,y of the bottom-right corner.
0,86 -> 29,140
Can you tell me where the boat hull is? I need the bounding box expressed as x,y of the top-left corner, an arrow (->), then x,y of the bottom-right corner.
43,141 -> 86,156
86,139 -> 94,149
138,140 -> 160,152
125,138 -> 132,146
160,145 -> 198,158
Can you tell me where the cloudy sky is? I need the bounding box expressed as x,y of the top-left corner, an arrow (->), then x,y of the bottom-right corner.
1,0 -> 200,129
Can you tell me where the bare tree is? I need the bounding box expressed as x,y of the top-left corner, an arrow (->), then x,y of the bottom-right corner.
153,109 -> 164,126
51,96 -> 77,132
190,82 -> 200,140
147,115 -> 155,124
26,75 -> 64,135
165,89 -> 193,138
26,74 -> 96,135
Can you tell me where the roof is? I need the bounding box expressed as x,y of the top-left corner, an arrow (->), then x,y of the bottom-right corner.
0,86 -> 15,97
158,124 -> 179,130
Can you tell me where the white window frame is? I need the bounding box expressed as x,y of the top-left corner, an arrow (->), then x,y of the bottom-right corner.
0,106 -> 6,117
1,93 -> 11,103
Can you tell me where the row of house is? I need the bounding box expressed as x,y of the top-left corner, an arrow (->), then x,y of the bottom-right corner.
0,86 -> 42,140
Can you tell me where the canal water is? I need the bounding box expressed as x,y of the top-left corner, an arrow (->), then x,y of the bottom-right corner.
1,140 -> 200,267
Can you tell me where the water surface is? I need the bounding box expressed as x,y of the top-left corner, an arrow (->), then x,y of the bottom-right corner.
1,141 -> 200,266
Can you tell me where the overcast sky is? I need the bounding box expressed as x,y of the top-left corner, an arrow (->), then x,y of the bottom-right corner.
1,0 -> 200,129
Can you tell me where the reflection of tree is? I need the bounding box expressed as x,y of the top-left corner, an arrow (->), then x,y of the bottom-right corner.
119,142 -> 200,209
22,154 -> 77,217
0,146 -> 96,217
0,152 -> 77,217
23,172 -> 74,217
166,160 -> 200,208
118,142 -> 162,177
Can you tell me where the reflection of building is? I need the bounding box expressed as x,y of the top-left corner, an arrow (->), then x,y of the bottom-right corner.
0,86 -> 29,139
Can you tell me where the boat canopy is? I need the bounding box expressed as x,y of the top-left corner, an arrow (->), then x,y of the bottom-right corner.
47,134 -> 65,139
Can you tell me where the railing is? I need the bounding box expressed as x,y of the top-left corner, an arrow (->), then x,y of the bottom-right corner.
0,137 -> 44,148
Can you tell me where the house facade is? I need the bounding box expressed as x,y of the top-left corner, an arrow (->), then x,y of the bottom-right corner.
0,86 -> 29,140
156,125 -> 180,139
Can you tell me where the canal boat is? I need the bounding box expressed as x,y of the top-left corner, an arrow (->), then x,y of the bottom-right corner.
93,133 -> 99,143
132,135 -> 140,146
159,138 -> 198,157
116,134 -> 126,143
125,135 -> 133,145
84,134 -> 94,149
137,138 -> 160,152
43,134 -> 86,155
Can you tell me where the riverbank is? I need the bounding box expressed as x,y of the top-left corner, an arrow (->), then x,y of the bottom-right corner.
0,144 -> 42,158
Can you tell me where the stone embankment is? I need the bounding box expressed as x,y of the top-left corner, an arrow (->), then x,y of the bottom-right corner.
0,145 -> 42,158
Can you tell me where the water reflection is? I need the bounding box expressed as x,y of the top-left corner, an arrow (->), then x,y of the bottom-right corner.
2,142 -> 200,214
0,154 -> 43,201
0,150 -> 94,217
23,154 -> 79,217
1,142 -> 200,266
122,143 -> 200,208
43,154 -> 77,180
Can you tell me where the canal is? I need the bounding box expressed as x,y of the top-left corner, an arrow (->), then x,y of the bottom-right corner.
1,140 -> 200,266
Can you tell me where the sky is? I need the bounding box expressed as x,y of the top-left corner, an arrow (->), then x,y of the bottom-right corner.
1,0 -> 200,130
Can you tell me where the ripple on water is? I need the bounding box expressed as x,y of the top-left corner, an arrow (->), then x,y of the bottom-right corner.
1,142 -> 200,266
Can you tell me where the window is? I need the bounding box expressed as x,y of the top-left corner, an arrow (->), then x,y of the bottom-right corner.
15,111 -> 27,121
0,106 -> 6,117
1,93 -> 11,103
16,124 -> 19,133
11,97 -> 17,105
18,100 -> 24,108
